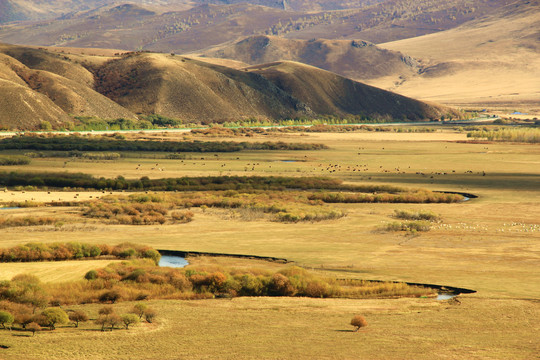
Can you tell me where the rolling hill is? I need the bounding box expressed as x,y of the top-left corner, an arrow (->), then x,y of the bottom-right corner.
196,35 -> 420,81
375,0 -> 540,108
245,61 -> 453,120
0,43 -> 137,130
0,44 -> 457,130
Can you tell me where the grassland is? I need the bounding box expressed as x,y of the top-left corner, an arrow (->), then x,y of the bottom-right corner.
0,128 -> 538,359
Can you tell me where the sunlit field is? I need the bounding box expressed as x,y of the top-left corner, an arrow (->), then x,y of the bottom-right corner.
0,128 -> 538,359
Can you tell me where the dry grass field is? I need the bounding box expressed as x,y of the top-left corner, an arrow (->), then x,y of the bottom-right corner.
0,129 -> 538,359
377,0 -> 540,111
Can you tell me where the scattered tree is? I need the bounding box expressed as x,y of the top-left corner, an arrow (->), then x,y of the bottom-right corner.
121,314 -> 139,329
40,308 -> 69,330
131,303 -> 147,320
108,314 -> 122,331
350,315 -> 368,332
69,310 -> 88,328
143,308 -> 156,323
98,306 -> 114,316
26,322 -> 41,336
14,312 -> 33,329
0,311 -> 14,329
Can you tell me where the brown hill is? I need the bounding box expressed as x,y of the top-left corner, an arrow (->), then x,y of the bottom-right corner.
0,43 -> 456,130
92,52 -> 311,121
196,35 -> 419,81
245,61 -> 455,120
0,44 -> 137,130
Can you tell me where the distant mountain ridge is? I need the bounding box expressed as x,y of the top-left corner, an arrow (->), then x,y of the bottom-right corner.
0,0 -> 515,50
196,35 -> 420,81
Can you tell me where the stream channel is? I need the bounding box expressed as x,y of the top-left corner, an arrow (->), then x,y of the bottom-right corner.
156,251 -> 474,300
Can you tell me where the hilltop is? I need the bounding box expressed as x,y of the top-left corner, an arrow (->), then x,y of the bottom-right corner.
196,35 -> 419,81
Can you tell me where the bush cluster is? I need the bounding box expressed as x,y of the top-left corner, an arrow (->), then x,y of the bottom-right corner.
0,155 -> 31,166
83,202 -> 170,225
393,209 -> 440,221
383,221 -> 432,233
0,216 -> 56,229
309,191 -> 462,204
80,262 -> 433,301
0,242 -> 161,264
467,127 -> 540,143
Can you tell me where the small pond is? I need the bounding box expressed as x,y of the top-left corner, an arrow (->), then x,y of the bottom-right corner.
158,255 -> 189,268
0,207 -> 20,210
436,293 -> 457,300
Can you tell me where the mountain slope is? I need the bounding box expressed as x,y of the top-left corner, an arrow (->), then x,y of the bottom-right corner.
0,44 -> 137,129
196,35 -> 419,81
0,1 -> 517,52
376,0 -> 540,107
245,61 -> 455,120
92,52 -> 311,121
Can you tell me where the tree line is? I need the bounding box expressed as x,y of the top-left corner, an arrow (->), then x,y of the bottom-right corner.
0,135 -> 327,153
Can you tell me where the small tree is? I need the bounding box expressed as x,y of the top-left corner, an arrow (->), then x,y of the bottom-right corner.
350,315 -> 368,332
121,314 -> 139,330
95,315 -> 108,332
0,311 -> 14,329
130,303 -> 147,320
26,322 -> 41,336
108,314 -> 122,331
69,310 -> 89,328
143,308 -> 156,323
41,308 -> 69,330
14,312 -> 33,329
98,306 -> 114,316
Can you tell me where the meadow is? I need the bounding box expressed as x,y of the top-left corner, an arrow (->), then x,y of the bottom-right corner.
0,127 -> 538,359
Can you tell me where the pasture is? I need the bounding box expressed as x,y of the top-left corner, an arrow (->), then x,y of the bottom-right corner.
0,128 -> 538,359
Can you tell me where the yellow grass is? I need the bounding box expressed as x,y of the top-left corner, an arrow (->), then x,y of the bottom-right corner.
0,130 -> 538,359
0,260 -> 120,282
0,296 -> 538,360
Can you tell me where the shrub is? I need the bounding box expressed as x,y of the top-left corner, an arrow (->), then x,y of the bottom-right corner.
99,290 -> 121,304
171,210 -> 194,223
350,315 -> 368,331
0,155 -> 31,166
85,270 -> 98,280
304,280 -> 331,298
383,221 -> 431,233
393,209 -> 439,221
268,273 -> 295,296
